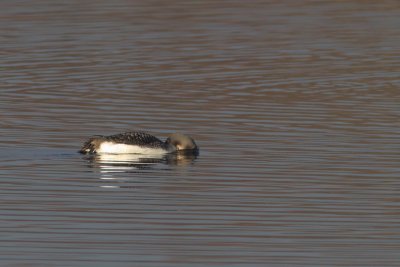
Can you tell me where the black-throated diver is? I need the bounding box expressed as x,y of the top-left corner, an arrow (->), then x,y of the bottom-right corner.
79,131 -> 198,154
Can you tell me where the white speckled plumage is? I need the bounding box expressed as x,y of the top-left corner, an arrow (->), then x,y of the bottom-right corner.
80,131 -> 198,155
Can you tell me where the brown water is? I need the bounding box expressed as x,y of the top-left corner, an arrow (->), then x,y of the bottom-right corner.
1,1 -> 400,266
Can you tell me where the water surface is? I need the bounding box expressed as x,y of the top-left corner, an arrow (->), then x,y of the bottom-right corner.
1,1 -> 400,266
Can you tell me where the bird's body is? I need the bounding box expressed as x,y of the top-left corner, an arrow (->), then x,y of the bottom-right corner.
79,131 -> 198,155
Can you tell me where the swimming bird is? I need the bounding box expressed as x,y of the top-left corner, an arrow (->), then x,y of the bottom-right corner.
79,131 -> 198,155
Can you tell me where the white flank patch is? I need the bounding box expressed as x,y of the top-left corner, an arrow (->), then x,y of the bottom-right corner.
97,142 -> 170,155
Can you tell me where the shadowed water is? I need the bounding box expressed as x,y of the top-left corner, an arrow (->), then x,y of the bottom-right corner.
1,1 -> 400,266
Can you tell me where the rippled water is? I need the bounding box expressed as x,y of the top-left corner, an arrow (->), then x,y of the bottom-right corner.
1,1 -> 400,266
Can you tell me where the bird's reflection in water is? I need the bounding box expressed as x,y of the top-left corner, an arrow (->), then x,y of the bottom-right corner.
82,152 -> 198,188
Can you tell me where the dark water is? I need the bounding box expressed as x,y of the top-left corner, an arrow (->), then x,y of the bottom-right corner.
1,1 -> 400,266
